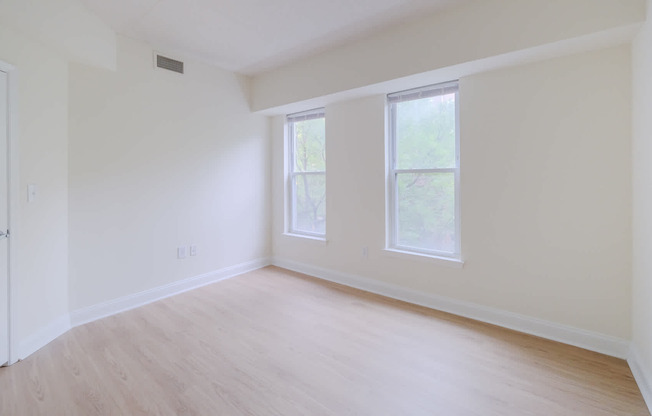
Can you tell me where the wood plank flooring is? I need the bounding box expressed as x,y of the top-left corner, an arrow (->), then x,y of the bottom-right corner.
0,266 -> 649,415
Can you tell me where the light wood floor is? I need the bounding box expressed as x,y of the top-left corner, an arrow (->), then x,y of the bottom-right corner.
0,266 -> 648,415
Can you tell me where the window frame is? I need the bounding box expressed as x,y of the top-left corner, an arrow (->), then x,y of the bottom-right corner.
387,81 -> 461,259
286,108 -> 326,239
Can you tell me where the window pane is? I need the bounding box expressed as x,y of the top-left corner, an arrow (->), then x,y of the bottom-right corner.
293,173 -> 326,234
395,92 -> 456,169
397,172 -> 455,253
294,118 -> 325,172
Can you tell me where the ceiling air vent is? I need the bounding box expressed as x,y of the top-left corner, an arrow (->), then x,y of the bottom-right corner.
156,54 -> 184,74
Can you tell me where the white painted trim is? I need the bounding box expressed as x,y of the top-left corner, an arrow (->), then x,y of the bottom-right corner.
282,233 -> 328,244
381,248 -> 464,268
629,346 -> 652,413
0,60 -> 19,365
70,257 -> 272,327
18,314 -> 71,360
286,108 -> 327,239
386,84 -> 461,261
271,257 -> 630,359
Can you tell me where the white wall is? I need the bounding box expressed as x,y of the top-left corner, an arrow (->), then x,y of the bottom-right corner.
632,0 -> 652,406
252,0 -> 643,111
0,26 -> 71,357
68,36 -> 271,311
273,46 -> 632,340
0,0 -> 116,70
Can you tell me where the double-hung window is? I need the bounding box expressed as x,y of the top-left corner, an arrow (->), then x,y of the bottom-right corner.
387,82 -> 460,258
287,108 -> 326,237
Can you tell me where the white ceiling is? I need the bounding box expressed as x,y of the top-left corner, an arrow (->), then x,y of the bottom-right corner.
80,0 -> 469,75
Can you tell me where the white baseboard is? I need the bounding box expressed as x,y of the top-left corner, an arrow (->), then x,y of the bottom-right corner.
18,314 -> 71,360
70,257 -> 271,327
629,346 -> 652,413
271,257 -> 630,359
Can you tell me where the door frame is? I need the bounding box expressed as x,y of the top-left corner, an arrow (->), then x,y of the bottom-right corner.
0,59 -> 18,365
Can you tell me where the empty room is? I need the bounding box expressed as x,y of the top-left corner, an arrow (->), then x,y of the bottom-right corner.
1,0 -> 652,414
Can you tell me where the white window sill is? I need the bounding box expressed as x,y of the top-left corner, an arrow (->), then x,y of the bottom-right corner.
382,248 -> 464,269
283,233 -> 328,244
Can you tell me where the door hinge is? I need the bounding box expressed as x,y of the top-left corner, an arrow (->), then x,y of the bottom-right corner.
0,229 -> 8,239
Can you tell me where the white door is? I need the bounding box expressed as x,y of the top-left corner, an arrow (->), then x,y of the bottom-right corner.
0,70 -> 8,366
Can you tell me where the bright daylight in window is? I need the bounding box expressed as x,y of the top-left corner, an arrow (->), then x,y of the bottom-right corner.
388,82 -> 459,258
287,108 -> 326,237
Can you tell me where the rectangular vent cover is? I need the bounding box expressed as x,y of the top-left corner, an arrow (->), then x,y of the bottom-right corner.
156,54 -> 184,74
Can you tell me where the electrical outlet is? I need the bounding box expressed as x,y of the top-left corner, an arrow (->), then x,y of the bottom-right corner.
177,246 -> 187,259
190,245 -> 197,256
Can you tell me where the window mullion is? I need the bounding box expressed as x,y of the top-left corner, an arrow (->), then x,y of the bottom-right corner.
294,171 -> 326,175
394,168 -> 456,174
